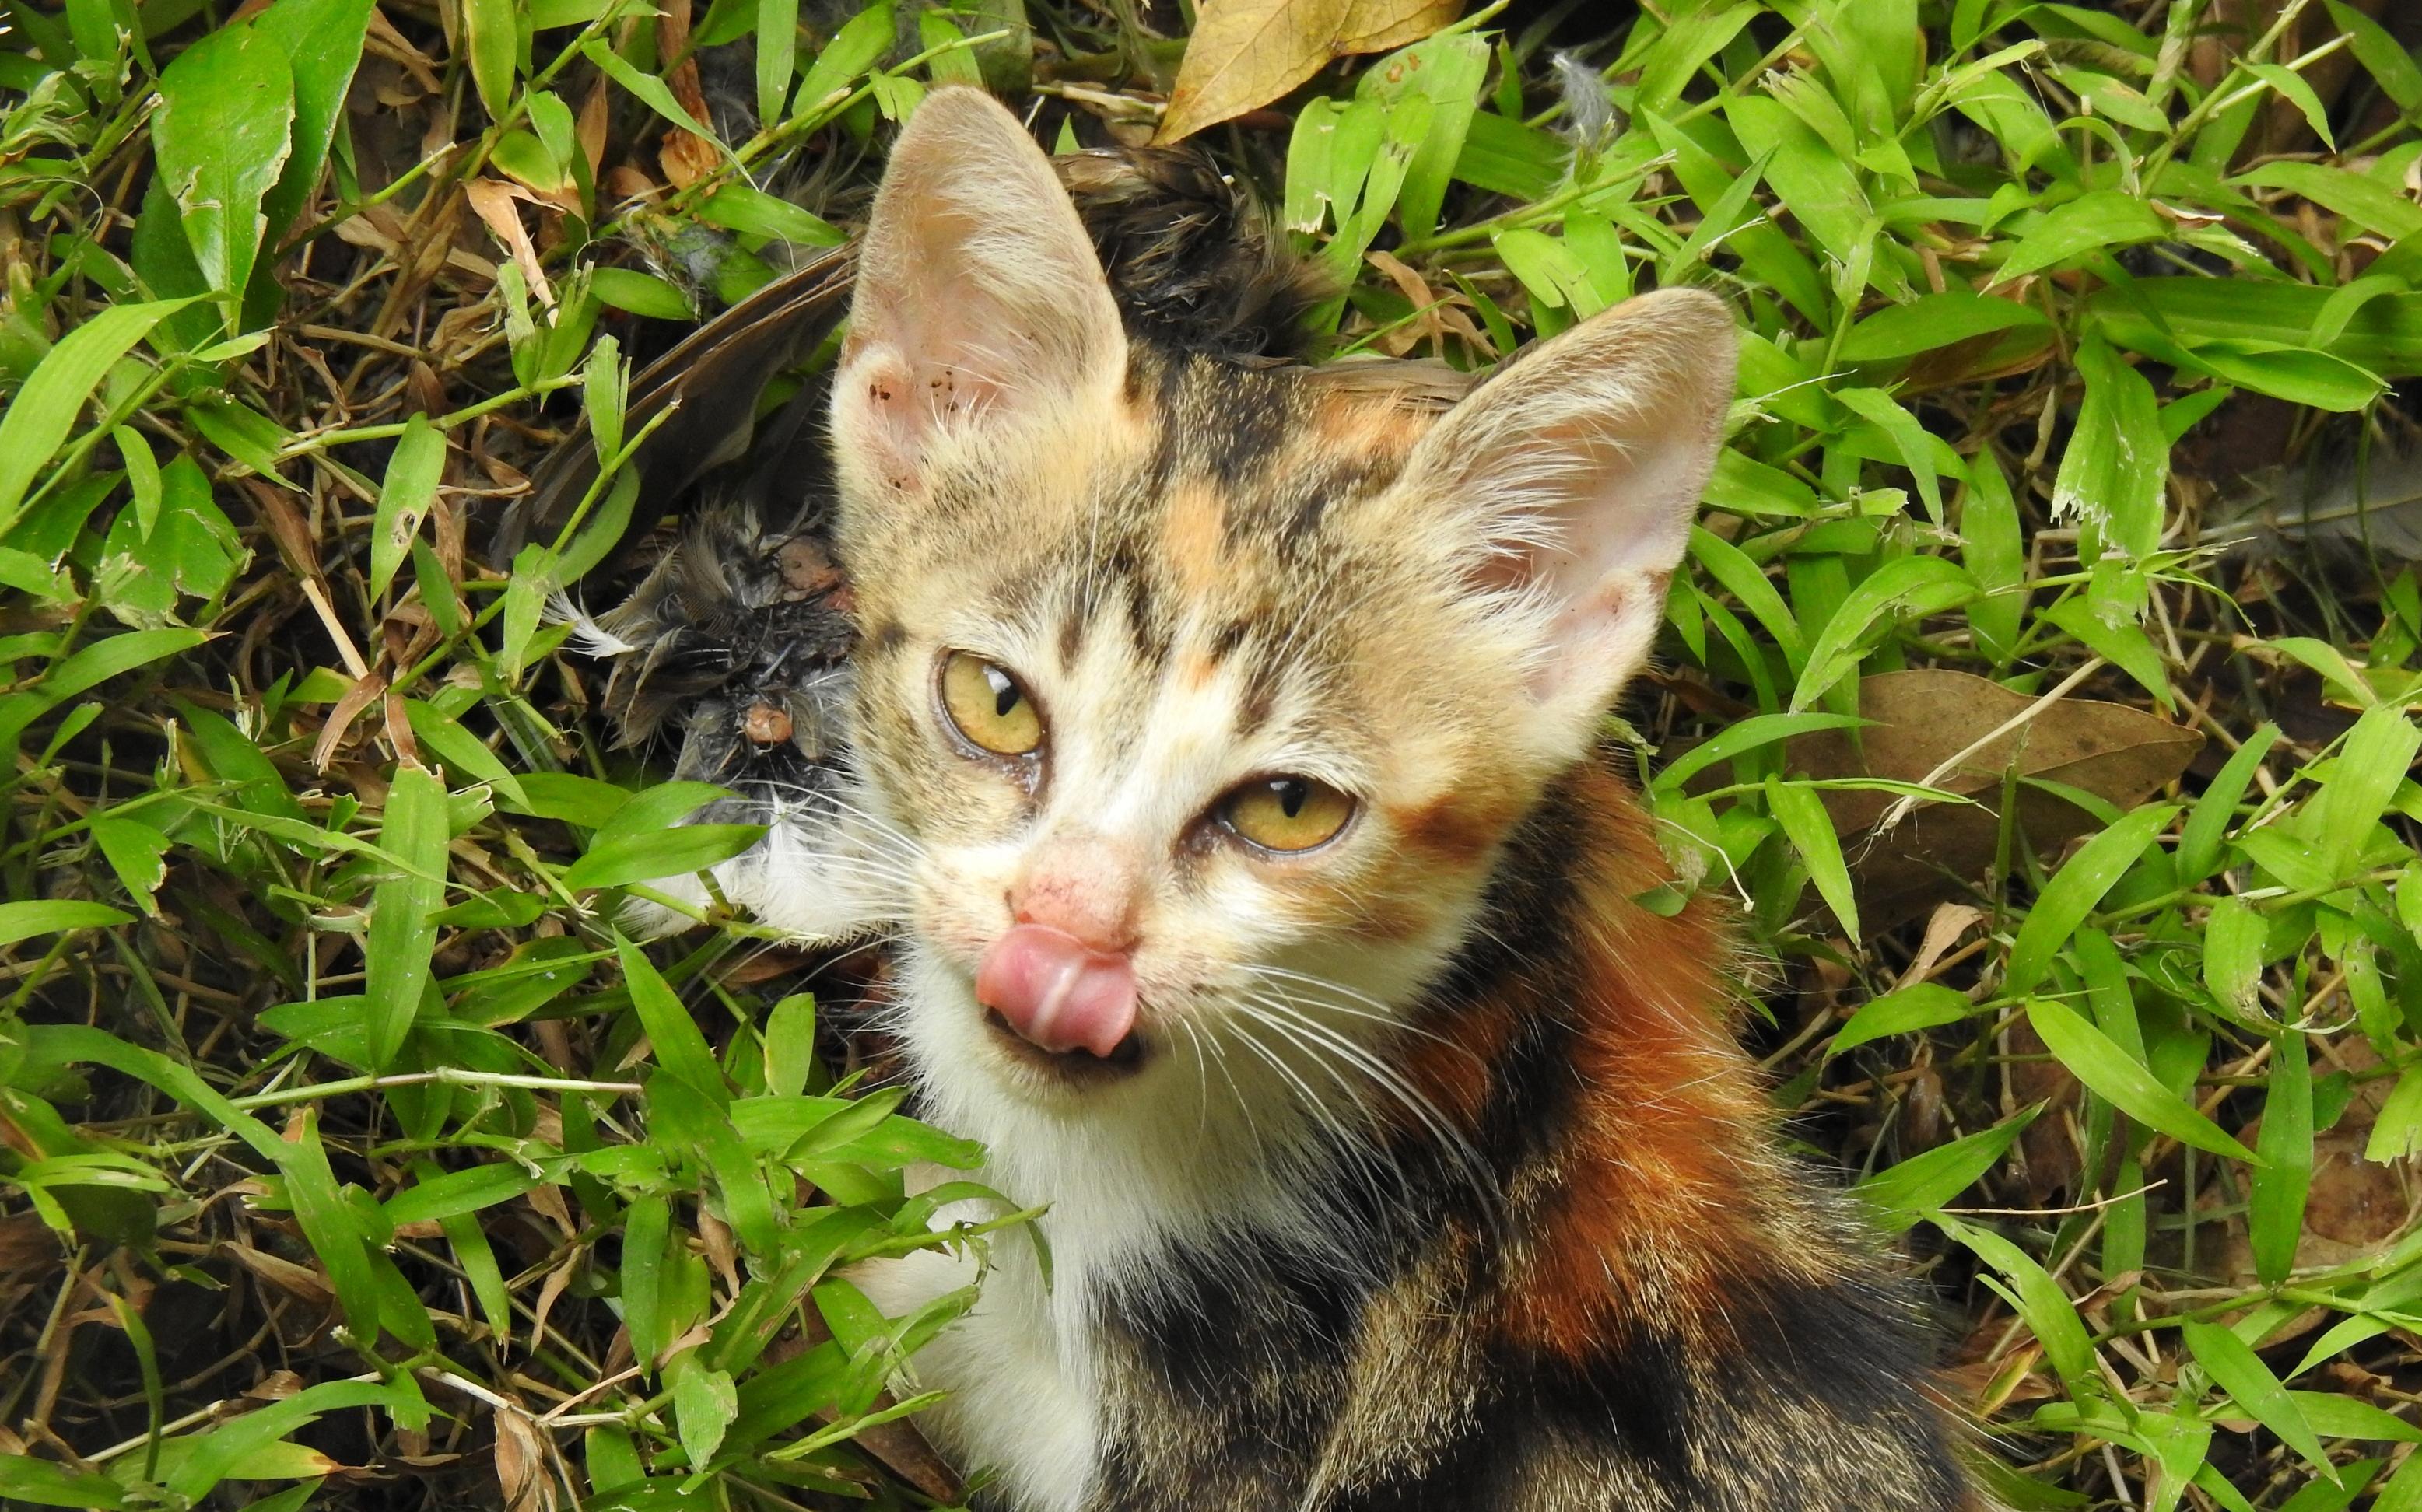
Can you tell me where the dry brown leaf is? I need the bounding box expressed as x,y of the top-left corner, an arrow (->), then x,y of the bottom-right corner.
464,179 -> 556,308
331,212 -> 398,257
0,1213 -> 60,1281
1900,901 -> 1984,987
657,1320 -> 713,1370
523,1182 -> 575,1237
333,205 -> 496,281
1157,0 -> 1462,143
2210,1039 -> 2422,1285
494,1408 -> 556,1512
696,1209 -> 739,1294
2003,1017 -> 2084,1206
1788,668 -> 2204,929
853,1414 -> 967,1503
2206,1130 -> 2417,1304
227,1244 -> 335,1304
531,1255 -> 576,1352
365,6 -> 442,93
1336,0 -> 1460,51
313,670 -> 387,772
601,165 -> 658,205
1364,249 -> 1491,357
577,82 -> 609,177
655,0 -> 720,189
243,477 -> 319,571
384,684 -> 422,769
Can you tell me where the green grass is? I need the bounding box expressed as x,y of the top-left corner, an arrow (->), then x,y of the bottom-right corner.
3,0 -> 2422,1507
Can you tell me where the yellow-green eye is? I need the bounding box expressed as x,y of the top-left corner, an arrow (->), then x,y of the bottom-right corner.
940,652 -> 1043,756
1221,775 -> 1354,853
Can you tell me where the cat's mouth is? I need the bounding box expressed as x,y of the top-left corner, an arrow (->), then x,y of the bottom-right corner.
982,1008 -> 1148,1082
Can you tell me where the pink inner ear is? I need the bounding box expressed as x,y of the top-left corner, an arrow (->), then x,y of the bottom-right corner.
842,343 -> 925,493
1410,291 -> 1736,720
1469,425 -> 1659,603
829,89 -> 1128,499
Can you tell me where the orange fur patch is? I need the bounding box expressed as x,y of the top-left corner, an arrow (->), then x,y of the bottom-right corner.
1453,766 -> 1825,1363
1309,390 -> 1429,457
1387,792 -> 1513,870
1159,480 -> 1227,597
1397,988 -> 1517,1132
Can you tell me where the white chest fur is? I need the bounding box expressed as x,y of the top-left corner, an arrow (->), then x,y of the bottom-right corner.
854,1187 -> 1103,1512
859,955 -> 1349,1510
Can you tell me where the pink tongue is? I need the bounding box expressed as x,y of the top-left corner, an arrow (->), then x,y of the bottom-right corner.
974,924 -> 1139,1058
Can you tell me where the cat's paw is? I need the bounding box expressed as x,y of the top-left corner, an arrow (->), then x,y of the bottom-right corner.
621,797 -> 906,945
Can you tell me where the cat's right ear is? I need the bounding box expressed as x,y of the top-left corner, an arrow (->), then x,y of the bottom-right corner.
832,88 -> 1128,499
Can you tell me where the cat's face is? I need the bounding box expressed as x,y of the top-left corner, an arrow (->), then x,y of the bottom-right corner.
839,355 -> 1552,1101
819,89 -> 1734,1124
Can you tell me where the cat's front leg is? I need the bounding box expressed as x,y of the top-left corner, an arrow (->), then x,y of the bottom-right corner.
850,1177 -> 1106,1512
624,777 -> 905,945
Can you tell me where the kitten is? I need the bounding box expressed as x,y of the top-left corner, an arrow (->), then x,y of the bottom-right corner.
755,88 -> 1982,1511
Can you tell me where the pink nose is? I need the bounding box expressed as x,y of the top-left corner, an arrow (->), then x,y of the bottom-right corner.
974,924 -> 1139,1058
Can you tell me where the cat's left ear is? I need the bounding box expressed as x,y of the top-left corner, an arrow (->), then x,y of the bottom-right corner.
832,87 -> 1127,498
1402,287 -> 1737,739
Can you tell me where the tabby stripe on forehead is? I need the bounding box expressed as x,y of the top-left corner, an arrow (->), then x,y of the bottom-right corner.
1233,656 -> 1280,737
1210,616 -> 1255,664
1113,564 -> 1172,664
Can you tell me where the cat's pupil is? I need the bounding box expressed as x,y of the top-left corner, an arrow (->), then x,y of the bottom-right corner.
987,667 -> 1018,718
1275,779 -> 1307,818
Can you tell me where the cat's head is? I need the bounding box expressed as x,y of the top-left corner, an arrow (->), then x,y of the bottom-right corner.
822,89 -> 1735,1124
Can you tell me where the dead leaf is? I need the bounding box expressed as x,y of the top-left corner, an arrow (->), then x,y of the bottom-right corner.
655,0 -> 720,189
531,1253 -> 577,1349
2005,1017 -> 2084,1206
464,179 -> 556,308
1365,249 -> 1491,357
313,669 -> 388,772
1787,669 -> 2203,929
1158,0 -> 1463,143
2206,1130 -> 2418,1297
247,1370 -> 305,1401
0,1213 -> 60,1281
523,1183 -> 576,1239
853,1414 -> 966,1503
577,81 -> 608,177
366,6 -> 441,93
227,1243 -> 335,1305
494,1408 -> 556,1512
384,684 -> 422,769
1336,0 -> 1459,51
2212,1038 -> 2422,1281
334,205 -> 496,280
696,1209 -> 739,1295
601,166 -> 657,205
243,478 -> 318,571
1901,902 -> 1984,987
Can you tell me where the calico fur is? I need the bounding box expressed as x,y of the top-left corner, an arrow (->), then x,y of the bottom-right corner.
602,86 -> 1989,1511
